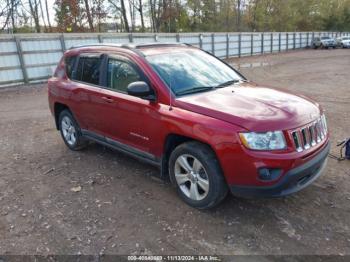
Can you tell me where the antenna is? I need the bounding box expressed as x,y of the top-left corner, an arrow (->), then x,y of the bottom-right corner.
168,54 -> 173,111
168,1 -> 173,111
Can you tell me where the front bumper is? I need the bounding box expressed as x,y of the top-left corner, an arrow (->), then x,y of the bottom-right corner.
230,141 -> 330,198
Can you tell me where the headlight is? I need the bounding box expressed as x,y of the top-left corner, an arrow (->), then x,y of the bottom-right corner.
239,131 -> 286,150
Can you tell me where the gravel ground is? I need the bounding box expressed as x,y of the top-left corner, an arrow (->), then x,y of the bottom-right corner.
0,49 -> 349,256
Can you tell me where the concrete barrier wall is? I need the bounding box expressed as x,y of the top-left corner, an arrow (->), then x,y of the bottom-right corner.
0,32 -> 348,87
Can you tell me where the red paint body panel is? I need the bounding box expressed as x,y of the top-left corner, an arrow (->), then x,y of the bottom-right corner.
48,45 -> 329,189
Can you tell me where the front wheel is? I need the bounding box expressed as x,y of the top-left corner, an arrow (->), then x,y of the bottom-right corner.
169,142 -> 228,209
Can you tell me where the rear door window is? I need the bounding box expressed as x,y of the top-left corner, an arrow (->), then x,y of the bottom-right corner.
65,56 -> 77,79
74,55 -> 101,85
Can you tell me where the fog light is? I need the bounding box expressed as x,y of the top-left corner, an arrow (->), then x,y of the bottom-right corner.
258,168 -> 282,181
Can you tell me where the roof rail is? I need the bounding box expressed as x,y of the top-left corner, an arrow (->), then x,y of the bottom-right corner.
68,43 -> 127,50
132,42 -> 188,48
69,42 -> 190,50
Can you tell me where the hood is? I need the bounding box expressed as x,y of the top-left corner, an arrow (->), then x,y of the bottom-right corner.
175,83 -> 321,132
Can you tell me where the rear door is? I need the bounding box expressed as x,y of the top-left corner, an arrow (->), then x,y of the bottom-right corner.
70,53 -> 110,135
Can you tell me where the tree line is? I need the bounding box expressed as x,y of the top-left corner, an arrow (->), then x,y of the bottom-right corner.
1,0 -> 350,33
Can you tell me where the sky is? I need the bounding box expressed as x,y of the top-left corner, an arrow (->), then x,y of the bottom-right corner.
0,0 -> 143,30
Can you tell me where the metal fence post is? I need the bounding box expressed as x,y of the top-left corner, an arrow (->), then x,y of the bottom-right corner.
270,33 -> 273,53
251,33 -> 253,56
14,36 -> 28,84
261,32 -> 264,54
312,32 -> 315,42
199,34 -> 203,49
154,34 -> 158,42
238,33 -> 241,57
211,33 -> 215,54
293,32 -> 296,49
299,32 -> 302,48
306,32 -> 309,47
278,33 -> 281,52
98,34 -> 103,43
176,33 -> 180,42
286,33 -> 289,51
59,33 -> 66,52
226,33 -> 229,59
129,33 -> 133,43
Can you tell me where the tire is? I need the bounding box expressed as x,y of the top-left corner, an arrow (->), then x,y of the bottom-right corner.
169,141 -> 228,209
313,44 -> 317,49
58,109 -> 88,151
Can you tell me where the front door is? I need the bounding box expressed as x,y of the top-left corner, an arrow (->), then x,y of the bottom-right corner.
98,55 -> 162,157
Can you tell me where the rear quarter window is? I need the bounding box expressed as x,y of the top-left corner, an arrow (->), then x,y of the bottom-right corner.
74,56 -> 101,85
65,56 -> 77,79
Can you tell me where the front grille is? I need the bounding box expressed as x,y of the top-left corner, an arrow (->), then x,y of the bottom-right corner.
291,115 -> 327,152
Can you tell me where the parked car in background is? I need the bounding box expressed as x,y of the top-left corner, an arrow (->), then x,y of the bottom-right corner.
48,43 -> 330,209
336,36 -> 350,48
312,36 -> 336,49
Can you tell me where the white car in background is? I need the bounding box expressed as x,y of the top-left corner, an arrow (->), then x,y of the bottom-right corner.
336,36 -> 350,48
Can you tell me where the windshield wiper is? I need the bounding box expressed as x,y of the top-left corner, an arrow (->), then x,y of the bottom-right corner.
216,79 -> 240,88
176,79 -> 246,96
176,86 -> 214,96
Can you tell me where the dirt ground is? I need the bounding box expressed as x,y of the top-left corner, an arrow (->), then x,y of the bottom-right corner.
0,49 -> 349,256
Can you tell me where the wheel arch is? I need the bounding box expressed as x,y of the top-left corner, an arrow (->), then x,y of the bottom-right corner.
54,102 -> 70,130
161,133 -> 220,183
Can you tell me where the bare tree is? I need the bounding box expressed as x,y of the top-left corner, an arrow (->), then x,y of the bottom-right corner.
128,0 -> 136,32
1,0 -> 22,32
138,0 -> 145,32
149,0 -> 162,32
1,1 -> 11,31
129,0 -> 145,32
38,0 -> 47,31
28,0 -> 41,32
149,0 -> 155,31
44,0 -> 52,31
83,0 -> 94,31
120,0 -> 130,32
10,0 -> 17,31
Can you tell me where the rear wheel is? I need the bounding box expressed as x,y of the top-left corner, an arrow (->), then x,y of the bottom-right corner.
169,142 -> 228,209
59,110 -> 88,150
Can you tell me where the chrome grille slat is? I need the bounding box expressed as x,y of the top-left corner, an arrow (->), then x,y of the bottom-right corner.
290,115 -> 327,152
301,128 -> 310,149
316,120 -> 322,142
292,131 -> 303,152
309,124 -> 316,146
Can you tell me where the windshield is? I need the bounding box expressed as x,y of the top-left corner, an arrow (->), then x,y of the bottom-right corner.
146,50 -> 243,96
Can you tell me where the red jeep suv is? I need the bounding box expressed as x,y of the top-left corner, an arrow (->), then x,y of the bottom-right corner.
48,43 -> 330,209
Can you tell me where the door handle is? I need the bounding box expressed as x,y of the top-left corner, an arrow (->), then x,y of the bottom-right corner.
101,96 -> 114,103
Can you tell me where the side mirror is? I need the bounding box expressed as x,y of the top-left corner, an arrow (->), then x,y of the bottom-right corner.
127,81 -> 155,101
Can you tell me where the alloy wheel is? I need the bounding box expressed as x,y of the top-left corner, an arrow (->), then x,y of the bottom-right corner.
61,116 -> 77,146
174,154 -> 209,201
